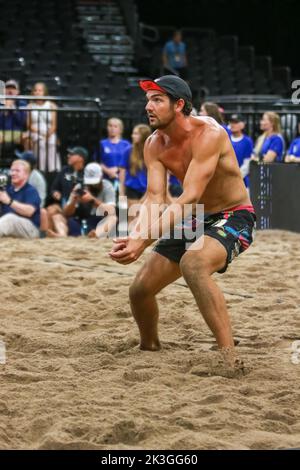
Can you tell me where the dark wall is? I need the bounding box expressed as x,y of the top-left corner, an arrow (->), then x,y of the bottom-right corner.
136,0 -> 300,77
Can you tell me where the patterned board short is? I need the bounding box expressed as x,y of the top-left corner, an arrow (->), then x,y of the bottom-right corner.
153,205 -> 256,274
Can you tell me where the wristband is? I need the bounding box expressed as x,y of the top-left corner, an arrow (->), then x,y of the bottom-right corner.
7,198 -> 13,206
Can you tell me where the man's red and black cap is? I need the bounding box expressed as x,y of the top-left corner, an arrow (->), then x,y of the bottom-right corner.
139,75 -> 192,102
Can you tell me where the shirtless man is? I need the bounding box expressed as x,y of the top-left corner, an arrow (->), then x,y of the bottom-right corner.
109,75 -> 256,368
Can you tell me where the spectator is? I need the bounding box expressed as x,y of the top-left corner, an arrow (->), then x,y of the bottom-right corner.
119,124 -> 151,207
0,159 -> 40,238
24,82 -> 60,172
199,101 -> 231,135
46,146 -> 87,236
229,114 -> 254,188
252,112 -> 285,163
285,135 -> 300,163
162,30 -> 188,79
93,117 -> 130,189
61,163 -> 117,238
16,150 -> 47,207
0,79 -> 27,153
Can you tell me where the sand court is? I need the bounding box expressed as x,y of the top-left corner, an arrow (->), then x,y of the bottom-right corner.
1,230 -> 300,450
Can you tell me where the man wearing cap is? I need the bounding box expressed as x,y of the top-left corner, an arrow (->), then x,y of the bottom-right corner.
229,114 -> 254,188
46,147 -> 87,236
0,159 -> 40,238
0,80 -> 27,154
110,75 -> 256,372
55,162 -> 117,237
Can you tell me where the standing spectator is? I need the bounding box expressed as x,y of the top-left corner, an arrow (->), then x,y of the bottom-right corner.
0,80 -> 27,155
24,82 -> 60,172
162,30 -> 188,79
16,150 -> 47,207
229,114 -> 253,188
93,117 -> 130,189
61,163 -> 117,238
252,112 -> 285,163
119,124 -> 151,208
46,146 -> 87,236
285,135 -> 300,163
199,102 -> 231,135
0,159 -> 40,238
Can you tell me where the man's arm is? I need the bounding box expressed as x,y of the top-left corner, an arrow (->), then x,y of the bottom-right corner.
134,127 -> 221,243
129,137 -> 167,236
0,191 -> 37,217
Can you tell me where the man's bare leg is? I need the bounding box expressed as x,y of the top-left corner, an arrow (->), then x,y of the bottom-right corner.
180,236 -> 235,354
52,213 -> 68,237
129,252 -> 181,351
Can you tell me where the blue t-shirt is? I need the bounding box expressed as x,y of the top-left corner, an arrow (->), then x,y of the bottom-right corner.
169,174 -> 182,186
0,100 -> 27,131
163,40 -> 186,69
94,138 -> 130,168
260,134 -> 285,162
287,137 -> 300,157
119,146 -> 147,193
231,134 -> 253,187
2,182 -> 41,228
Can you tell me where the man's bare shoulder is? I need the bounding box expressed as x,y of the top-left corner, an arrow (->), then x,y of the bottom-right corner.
144,130 -> 165,158
191,116 -> 225,142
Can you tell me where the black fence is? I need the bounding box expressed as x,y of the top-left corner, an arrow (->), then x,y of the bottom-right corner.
0,95 -> 102,172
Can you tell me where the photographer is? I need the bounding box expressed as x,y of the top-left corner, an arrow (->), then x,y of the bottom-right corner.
0,160 -> 40,238
62,163 -> 117,238
46,146 -> 86,236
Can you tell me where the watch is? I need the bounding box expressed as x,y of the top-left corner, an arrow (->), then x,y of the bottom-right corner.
7,198 -> 13,206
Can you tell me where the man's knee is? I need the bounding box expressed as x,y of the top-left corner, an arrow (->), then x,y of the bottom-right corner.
129,275 -> 155,301
180,251 -> 212,279
47,204 -> 62,216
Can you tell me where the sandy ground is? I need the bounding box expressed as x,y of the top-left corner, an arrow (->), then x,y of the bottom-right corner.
0,230 -> 300,450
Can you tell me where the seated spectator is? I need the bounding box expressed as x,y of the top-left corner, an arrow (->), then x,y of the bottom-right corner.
252,112 -> 285,163
162,30 -> 188,79
93,117 -> 130,189
119,124 -> 151,207
23,82 -> 60,173
16,150 -> 47,207
0,79 -> 27,154
60,163 -> 117,238
229,114 -> 254,188
46,146 -> 87,236
0,159 -> 40,238
285,136 -> 300,163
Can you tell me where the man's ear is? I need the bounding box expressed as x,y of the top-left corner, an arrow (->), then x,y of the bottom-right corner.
175,98 -> 185,113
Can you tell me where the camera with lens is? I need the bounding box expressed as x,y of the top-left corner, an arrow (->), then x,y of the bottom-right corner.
64,172 -> 85,196
0,173 -> 8,191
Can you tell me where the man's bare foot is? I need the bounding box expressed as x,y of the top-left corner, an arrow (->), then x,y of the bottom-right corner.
140,341 -> 161,352
47,229 -> 65,238
218,346 -> 245,378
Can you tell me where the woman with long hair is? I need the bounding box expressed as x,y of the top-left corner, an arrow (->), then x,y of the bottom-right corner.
24,82 -> 60,172
252,112 -> 285,163
119,124 -> 151,222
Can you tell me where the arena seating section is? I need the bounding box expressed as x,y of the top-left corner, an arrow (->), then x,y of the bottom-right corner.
0,0 -> 292,111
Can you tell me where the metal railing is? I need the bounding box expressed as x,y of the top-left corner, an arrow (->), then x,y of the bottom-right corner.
0,95 -> 102,172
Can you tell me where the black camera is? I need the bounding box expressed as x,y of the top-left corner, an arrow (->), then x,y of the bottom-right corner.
74,183 -> 86,197
64,172 -> 85,196
0,173 -> 8,191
